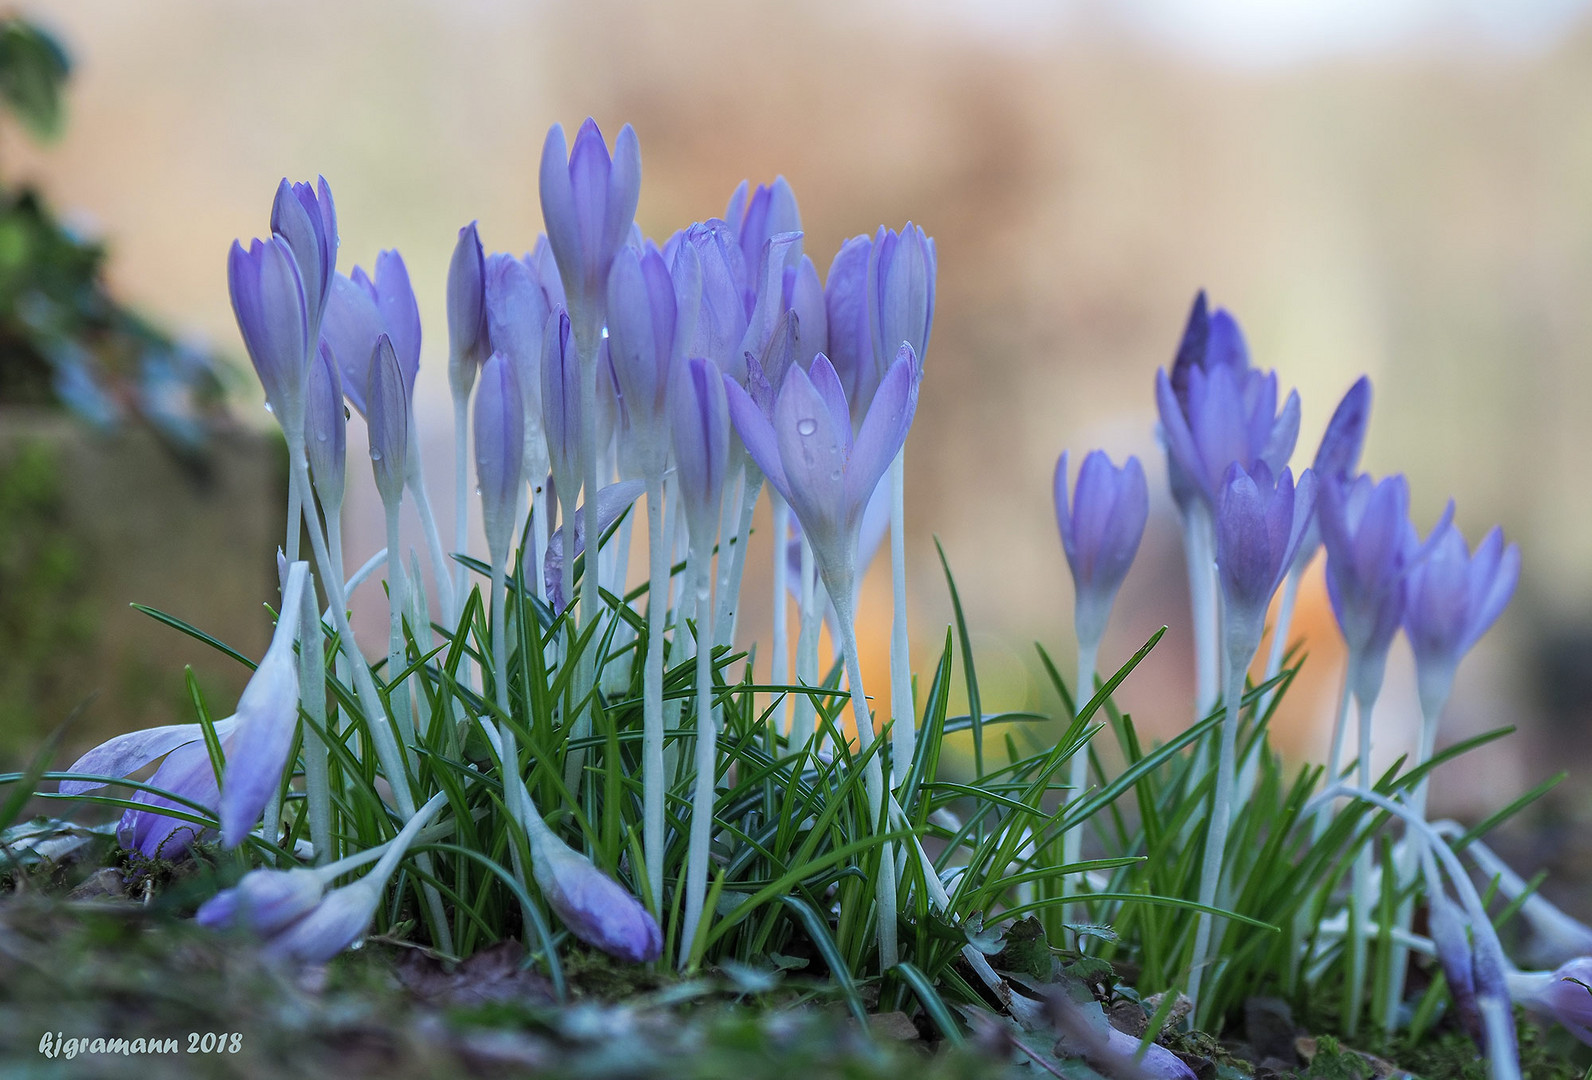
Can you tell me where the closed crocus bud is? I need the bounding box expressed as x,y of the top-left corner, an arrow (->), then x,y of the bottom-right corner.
527,234 -> 568,311
1289,376 -> 1373,575
1214,462 -> 1317,658
1319,474 -> 1417,703
1156,357 -> 1300,513
606,243 -> 678,478
1054,450 -> 1149,650
670,357 -> 732,548
726,176 -> 801,290
262,880 -> 381,965
197,868 -> 324,936
475,351 -> 525,561
447,221 -> 489,399
673,220 -> 750,383
228,236 -> 311,440
866,223 -> 936,377
1404,519 -> 1520,716
305,342 -> 346,514
270,177 -> 338,337
486,252 -> 553,485
366,334 -> 409,508
541,309 -> 582,516
530,833 -> 662,963
219,563 -> 308,848
824,235 -> 876,425
539,118 -> 641,351
320,251 -> 421,417
1508,958 -> 1592,1044
726,345 -> 920,614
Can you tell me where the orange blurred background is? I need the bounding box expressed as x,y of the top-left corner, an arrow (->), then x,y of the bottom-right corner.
13,0 -> 1592,820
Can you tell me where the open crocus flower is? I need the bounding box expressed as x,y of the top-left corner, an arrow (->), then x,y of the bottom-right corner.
1053,450 -> 1149,653
62,564 -> 310,857
539,117 -> 641,351
724,345 -> 920,614
320,250 -> 421,417
1404,519 -> 1520,717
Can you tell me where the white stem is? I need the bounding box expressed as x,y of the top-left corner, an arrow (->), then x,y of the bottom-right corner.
1260,569 -> 1302,710
791,537 -> 820,747
1312,664 -> 1357,842
383,502 -> 416,757
642,474 -> 668,912
888,449 -> 912,788
679,554 -> 717,968
298,578 -> 334,865
712,465 -> 749,648
1347,686 -> 1377,1037
405,448 -> 456,625
1183,504 -> 1220,721
1063,637 -> 1100,927
771,495 -> 790,729
451,393 -> 470,619
285,462 -> 302,564
834,588 -> 899,969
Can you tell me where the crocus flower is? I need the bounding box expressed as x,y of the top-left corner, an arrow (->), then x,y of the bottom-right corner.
1508,957 -> 1592,1044
539,118 -> 641,350
304,341 -> 346,513
474,351 -> 525,560
543,480 -> 647,611
1053,450 -> 1149,651
670,357 -> 732,548
228,236 -> 310,439
321,251 -> 421,416
262,880 -> 382,964
866,224 -> 936,376
825,235 -> 876,424
725,345 -> 921,615
671,220 -> 750,383
1214,461 -> 1317,657
726,176 -> 801,292
197,868 -> 324,937
365,334 -> 410,509
447,221 -> 490,399
530,833 -> 663,963
606,243 -> 680,478
270,177 -> 337,339
541,308 -> 582,526
1287,376 -> 1373,576
740,232 -> 804,372
1403,520 -> 1520,716
1318,473 -> 1417,704
788,255 -> 827,371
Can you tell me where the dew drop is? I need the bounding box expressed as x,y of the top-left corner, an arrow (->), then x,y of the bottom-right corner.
263,402 -> 274,414
315,431 -> 329,442
370,449 -> 383,461
796,418 -> 817,436
474,486 -> 482,496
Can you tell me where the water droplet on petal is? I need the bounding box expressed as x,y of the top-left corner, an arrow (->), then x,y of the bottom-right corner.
315,432 -> 329,442
370,449 -> 382,461
796,418 -> 817,436
474,486 -> 482,495
263,402 -> 274,414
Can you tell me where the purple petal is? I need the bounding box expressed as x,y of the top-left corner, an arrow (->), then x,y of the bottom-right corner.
373,250 -> 422,388
263,882 -> 379,964
725,373 -> 788,502
542,480 -> 647,610
365,334 -> 410,507
319,272 -> 383,416
220,610 -> 302,849
825,235 -> 876,423
61,723 -> 207,796
844,345 -> 919,513
476,352 -> 525,553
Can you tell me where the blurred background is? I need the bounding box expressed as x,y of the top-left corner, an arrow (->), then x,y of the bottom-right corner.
4,0 -> 1591,840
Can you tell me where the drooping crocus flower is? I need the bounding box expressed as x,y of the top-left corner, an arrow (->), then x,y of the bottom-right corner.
447,221 -> 490,400
366,334 -> 410,510
1508,958 -> 1592,1045
825,235 -> 876,424
304,342 -> 346,516
538,118 -> 641,352
1053,450 -> 1150,657
228,236 -> 310,440
1404,520 -> 1520,720
1187,461 -> 1315,1007
529,831 -> 663,964
270,177 -> 337,338
197,867 -> 325,936
475,352 -> 525,563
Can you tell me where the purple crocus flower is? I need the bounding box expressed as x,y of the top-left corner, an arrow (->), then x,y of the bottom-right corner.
726,176 -> 801,292
365,334 -> 410,509
321,251 -> 421,416
1509,957 -> 1592,1044
740,232 -> 804,372
670,357 -> 732,548
725,345 -> 921,614
447,221 -> 490,399
824,235 -> 876,425
1403,520 -> 1520,715
1053,450 -> 1149,651
867,224 -> 935,380
606,242 -> 680,478
485,252 -> 553,489
1319,473 -> 1418,704
788,255 -> 827,370
1214,461 -> 1318,657
475,351 -> 525,558
531,835 -> 663,963
197,868 -> 324,936
541,308 -> 582,524
269,177 -> 337,338
670,220 -> 749,380
261,880 -> 382,964
304,342 -> 346,513
1288,376 -> 1373,575
538,118 -> 641,350
228,236 -> 310,438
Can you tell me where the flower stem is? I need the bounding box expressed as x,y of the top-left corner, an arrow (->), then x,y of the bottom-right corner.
679,554 -> 717,969
642,474 -> 668,912
888,448 -> 912,788
1346,687 -> 1378,1038
405,439 -> 456,625
1063,637 -> 1099,927
384,501 -> 416,758
451,392 -> 470,621
791,537 -> 820,749
1187,629 -> 1247,1017
1260,568 -> 1302,710
297,579 -> 334,865
770,495 -> 790,729
1183,503 -> 1219,721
